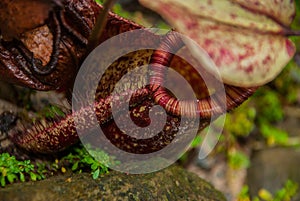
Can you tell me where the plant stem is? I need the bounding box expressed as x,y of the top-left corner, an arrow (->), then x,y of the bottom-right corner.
284,29 -> 300,36
87,0 -> 117,53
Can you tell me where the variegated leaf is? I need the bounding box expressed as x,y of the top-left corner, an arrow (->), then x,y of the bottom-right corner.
140,0 -> 296,87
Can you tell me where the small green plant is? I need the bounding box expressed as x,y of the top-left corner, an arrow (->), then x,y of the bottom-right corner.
238,180 -> 298,201
60,146 -> 118,179
0,145 -> 116,187
0,153 -> 45,187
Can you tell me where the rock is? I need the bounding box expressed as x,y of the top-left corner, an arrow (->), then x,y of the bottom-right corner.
0,165 -> 225,201
277,106 -> 300,137
247,147 -> 300,200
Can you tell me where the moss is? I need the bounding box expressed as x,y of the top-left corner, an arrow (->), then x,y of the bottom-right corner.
0,165 -> 225,201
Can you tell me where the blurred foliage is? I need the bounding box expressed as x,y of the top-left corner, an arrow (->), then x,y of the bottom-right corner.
210,1 -> 300,199
259,123 -> 289,146
169,0 -> 300,173
238,180 -> 298,201
225,102 -> 256,138
172,1 -> 300,199
190,0 -> 300,170
227,148 -> 250,169
254,90 -> 284,123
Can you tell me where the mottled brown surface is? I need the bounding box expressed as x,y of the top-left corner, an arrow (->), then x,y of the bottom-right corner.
0,165 -> 226,201
20,25 -> 53,65
0,0 -> 258,155
0,0 -> 55,40
0,0 -> 145,90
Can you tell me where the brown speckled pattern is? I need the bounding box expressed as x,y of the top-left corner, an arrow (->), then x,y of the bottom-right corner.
3,0 -> 258,154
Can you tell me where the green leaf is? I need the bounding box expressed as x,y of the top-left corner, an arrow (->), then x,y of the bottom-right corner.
29,172 -> 37,181
71,162 -> 79,171
83,157 -> 94,164
1,167 -> 7,177
19,172 -> 25,182
0,176 -> 6,187
92,169 -> 100,180
91,163 -> 99,171
7,174 -> 16,183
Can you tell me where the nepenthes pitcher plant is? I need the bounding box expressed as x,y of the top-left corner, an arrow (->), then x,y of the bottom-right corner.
0,0 -> 297,158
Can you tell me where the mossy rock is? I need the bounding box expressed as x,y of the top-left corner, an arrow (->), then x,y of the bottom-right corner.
0,165 -> 225,201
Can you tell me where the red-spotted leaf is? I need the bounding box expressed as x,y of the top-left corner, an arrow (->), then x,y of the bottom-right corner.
140,0 -> 296,87
232,0 -> 295,26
